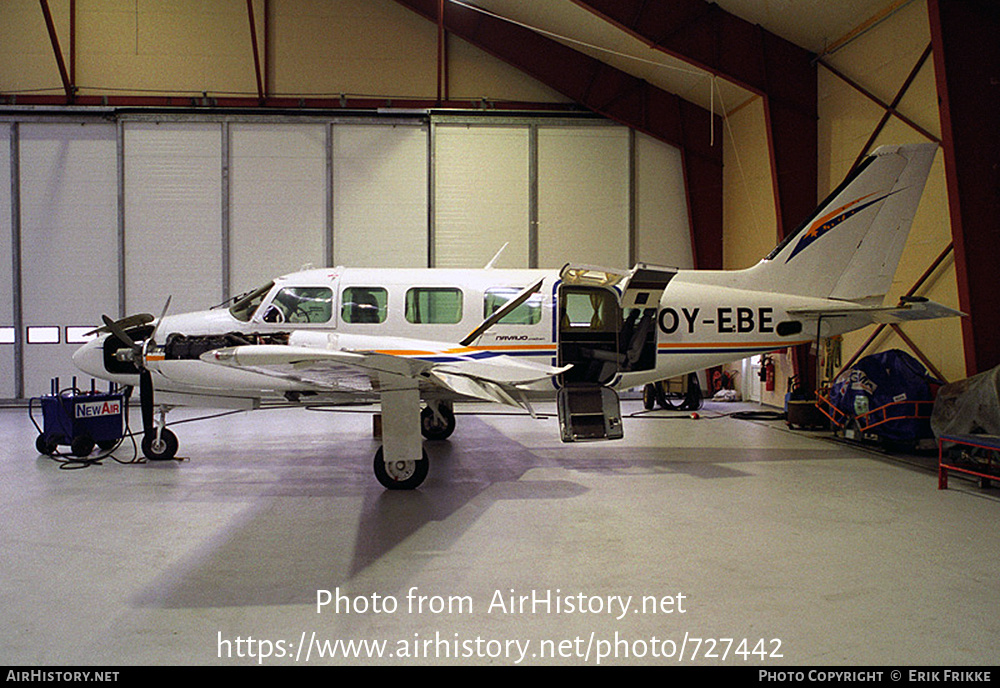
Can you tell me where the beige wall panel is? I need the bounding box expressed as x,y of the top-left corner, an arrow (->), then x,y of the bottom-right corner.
273,0 -> 435,98
0,0 -> 569,105
722,96 -> 777,270
817,0 -> 963,382
64,0 -> 256,97
447,38 -> 571,104
0,0 -> 64,94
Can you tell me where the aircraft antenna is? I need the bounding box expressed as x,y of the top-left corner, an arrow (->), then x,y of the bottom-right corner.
484,243 -> 509,269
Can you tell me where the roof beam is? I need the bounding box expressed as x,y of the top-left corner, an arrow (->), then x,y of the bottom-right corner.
39,0 -> 74,102
393,0 -> 724,269
570,0 -> 818,239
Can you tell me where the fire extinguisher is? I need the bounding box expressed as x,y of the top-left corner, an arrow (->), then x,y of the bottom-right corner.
761,355 -> 776,392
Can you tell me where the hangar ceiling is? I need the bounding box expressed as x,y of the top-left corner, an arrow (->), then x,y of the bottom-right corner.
454,0 -> 898,110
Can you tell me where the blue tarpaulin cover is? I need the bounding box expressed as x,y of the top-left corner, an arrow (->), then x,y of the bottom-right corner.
828,349 -> 940,441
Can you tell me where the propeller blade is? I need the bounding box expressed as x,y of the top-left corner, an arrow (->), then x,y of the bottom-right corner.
148,296 -> 172,345
100,314 -> 142,353
84,312 -> 154,337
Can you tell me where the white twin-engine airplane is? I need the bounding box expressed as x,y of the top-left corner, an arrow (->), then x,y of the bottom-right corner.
74,143 -> 960,489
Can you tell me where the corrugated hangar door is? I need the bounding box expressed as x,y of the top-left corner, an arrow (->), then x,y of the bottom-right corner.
0,124 -> 13,399
635,133 -> 694,270
123,122 -> 224,317
333,123 -> 429,268
433,125 -> 530,269
0,115 -> 692,400
229,123 -> 327,295
537,126 -> 630,270
18,123 -> 119,398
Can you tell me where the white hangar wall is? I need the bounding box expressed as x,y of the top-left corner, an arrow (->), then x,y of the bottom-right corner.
0,115 -> 692,399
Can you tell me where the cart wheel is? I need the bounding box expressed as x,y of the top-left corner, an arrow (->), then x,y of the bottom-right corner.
35,434 -> 58,455
70,435 -> 95,457
141,428 -> 178,461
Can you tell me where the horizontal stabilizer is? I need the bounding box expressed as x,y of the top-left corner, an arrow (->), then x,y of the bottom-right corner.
787,298 -> 965,324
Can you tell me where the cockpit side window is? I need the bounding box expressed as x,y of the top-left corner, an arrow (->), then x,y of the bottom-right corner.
229,282 -> 274,322
342,287 -> 388,324
261,286 -> 333,324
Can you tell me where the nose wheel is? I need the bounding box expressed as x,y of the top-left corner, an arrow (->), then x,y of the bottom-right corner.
140,405 -> 178,461
373,446 -> 429,490
141,427 -> 178,461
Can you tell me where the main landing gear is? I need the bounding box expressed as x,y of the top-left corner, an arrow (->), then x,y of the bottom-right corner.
371,401 -> 455,490
373,446 -> 430,490
420,401 -> 456,441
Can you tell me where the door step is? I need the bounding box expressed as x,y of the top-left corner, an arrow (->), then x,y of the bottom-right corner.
556,385 -> 623,442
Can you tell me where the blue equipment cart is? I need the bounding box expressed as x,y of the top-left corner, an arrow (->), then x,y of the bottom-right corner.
32,378 -> 127,457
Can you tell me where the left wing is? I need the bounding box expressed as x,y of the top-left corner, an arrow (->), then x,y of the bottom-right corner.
200,339 -> 569,411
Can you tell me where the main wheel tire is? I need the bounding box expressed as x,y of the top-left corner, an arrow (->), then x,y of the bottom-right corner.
373,446 -> 429,490
141,428 -> 178,461
420,405 -> 456,440
642,384 -> 656,410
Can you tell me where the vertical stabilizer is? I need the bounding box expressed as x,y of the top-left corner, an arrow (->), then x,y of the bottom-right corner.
741,143 -> 937,303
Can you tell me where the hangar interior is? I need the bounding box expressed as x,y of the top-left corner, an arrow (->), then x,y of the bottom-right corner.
1,0 -> 999,666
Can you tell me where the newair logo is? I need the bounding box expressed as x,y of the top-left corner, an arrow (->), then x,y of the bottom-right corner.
75,399 -> 121,419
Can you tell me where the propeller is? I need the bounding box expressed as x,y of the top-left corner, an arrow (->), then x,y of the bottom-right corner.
96,298 -> 172,447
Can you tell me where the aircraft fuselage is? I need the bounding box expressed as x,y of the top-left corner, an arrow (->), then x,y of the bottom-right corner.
74,264 -> 861,406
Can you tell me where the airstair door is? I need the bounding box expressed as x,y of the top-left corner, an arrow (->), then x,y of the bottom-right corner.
554,264 -> 675,442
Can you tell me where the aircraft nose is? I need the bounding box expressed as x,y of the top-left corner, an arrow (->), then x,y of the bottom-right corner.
72,337 -> 106,378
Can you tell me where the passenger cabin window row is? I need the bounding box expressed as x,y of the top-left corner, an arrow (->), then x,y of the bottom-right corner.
340,286 -> 543,326
232,282 -> 544,327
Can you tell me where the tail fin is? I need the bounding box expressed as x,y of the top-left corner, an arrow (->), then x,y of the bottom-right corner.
742,143 -> 938,303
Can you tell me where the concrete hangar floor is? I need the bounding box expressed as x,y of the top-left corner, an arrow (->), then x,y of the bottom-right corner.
1,397 -> 998,667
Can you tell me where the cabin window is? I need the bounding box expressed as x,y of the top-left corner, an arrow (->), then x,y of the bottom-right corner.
406,287 -> 463,324
261,287 -> 333,324
342,287 -> 388,324
484,288 -> 542,325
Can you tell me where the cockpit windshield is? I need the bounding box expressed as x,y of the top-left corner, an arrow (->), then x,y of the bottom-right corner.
229,282 -> 274,322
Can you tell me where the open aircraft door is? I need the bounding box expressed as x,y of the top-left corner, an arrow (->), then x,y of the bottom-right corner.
555,263 -> 676,442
